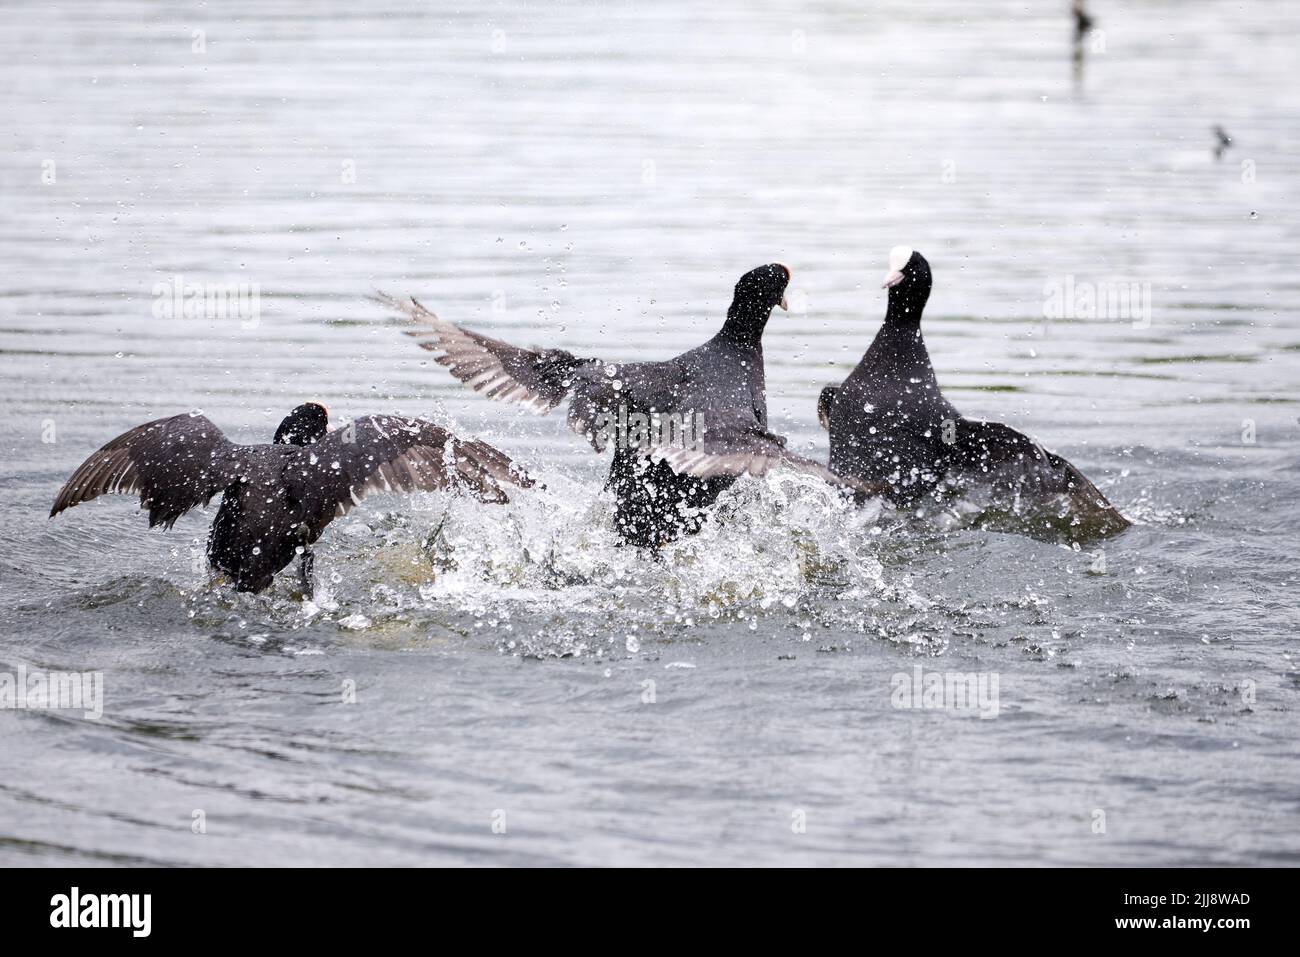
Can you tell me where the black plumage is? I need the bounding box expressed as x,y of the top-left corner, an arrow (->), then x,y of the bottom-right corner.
382,265 -> 871,546
821,248 -> 1129,540
50,404 -> 531,593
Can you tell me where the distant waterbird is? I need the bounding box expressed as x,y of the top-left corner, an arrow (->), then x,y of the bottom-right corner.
1071,0 -> 1097,88
1213,125 -> 1233,161
1072,0 -> 1095,36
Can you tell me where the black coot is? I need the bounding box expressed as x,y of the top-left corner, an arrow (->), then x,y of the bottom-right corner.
51,403 -> 531,592
819,247 -> 1129,540
382,265 -> 868,546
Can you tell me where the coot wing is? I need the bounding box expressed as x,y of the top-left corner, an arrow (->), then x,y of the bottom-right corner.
298,415 -> 532,532
948,419 -> 1129,533
50,413 -> 241,529
565,357 -> 691,450
381,292 -> 692,452
380,293 -> 596,412
649,414 -> 884,497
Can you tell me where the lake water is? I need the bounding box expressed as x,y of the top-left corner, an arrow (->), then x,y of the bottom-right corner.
1,0 -> 1298,865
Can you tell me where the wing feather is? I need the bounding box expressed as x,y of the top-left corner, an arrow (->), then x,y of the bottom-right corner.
650,426 -> 885,498
377,293 -> 596,413
51,413 -> 241,528
307,415 -> 532,530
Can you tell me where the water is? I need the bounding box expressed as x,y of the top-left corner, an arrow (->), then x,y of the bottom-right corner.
2,0 -> 1298,865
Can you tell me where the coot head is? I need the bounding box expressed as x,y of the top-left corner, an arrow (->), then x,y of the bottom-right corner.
274,402 -> 330,445
881,246 -> 931,321
729,262 -> 792,320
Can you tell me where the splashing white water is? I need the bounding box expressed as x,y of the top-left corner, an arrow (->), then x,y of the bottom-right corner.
412,467 -> 898,613
255,465 -> 922,655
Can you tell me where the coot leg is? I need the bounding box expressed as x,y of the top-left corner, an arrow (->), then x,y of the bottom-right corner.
298,548 -> 315,597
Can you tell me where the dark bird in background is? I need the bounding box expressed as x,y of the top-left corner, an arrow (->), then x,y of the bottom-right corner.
1072,0 -> 1095,35
1071,0 -> 1096,88
381,265 -> 872,548
818,247 -> 1129,541
1213,125 -> 1233,161
51,403 -> 531,593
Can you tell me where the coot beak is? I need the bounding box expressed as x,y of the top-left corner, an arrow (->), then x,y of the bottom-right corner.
776,262 -> 791,311
883,245 -> 912,289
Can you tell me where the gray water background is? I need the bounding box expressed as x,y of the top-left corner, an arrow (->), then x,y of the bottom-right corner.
1,0 -> 1298,865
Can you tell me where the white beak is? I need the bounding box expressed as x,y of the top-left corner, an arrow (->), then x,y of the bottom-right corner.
778,294 -> 789,311
882,245 -> 913,289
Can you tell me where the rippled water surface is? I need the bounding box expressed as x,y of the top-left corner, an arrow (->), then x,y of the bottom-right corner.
2,0 -> 1299,865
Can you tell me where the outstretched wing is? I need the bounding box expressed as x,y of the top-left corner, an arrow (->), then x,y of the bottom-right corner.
816,386 -> 839,431
379,292 -> 691,451
378,293 -> 597,413
50,413 -> 241,528
648,418 -> 884,498
302,415 -> 533,531
564,357 -> 691,450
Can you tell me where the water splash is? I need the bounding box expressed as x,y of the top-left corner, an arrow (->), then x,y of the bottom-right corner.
263,467 -> 918,656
